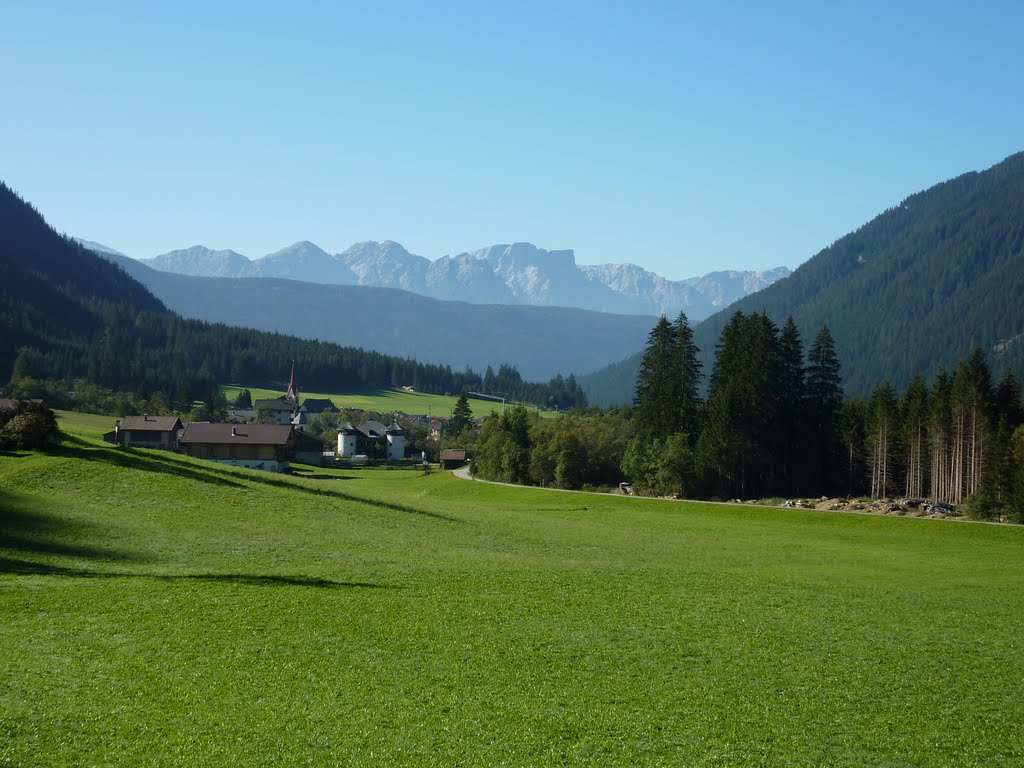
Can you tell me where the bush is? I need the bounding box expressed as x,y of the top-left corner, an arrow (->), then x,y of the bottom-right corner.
961,490 -> 1002,522
0,401 -> 62,450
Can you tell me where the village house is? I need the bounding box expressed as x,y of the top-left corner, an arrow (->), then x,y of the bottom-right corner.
300,398 -> 337,415
337,420 -> 405,460
428,417 -> 450,442
112,415 -> 185,450
253,397 -> 296,425
178,423 -> 295,473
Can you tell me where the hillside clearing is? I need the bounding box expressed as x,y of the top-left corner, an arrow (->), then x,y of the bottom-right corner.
220,384 -> 556,418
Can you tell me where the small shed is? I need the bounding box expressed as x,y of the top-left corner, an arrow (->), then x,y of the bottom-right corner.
440,449 -> 468,470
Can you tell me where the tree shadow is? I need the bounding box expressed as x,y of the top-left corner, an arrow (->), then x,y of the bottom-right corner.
149,452 -> 461,522
0,556 -> 390,589
0,449 -> 33,458
57,436 -> 245,488
51,435 -> 458,522
0,490 -> 140,563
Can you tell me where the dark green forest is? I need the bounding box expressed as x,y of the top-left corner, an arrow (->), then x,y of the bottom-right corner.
583,151 -> 1024,406
473,312 -> 1024,521
0,182 -> 585,411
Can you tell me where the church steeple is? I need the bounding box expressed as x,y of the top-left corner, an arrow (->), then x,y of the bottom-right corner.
286,362 -> 299,411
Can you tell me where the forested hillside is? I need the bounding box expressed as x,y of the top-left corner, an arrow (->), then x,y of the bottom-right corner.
101,252 -> 657,381
0,182 -> 585,410
583,152 -> 1024,405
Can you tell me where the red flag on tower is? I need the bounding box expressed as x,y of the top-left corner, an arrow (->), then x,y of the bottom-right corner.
286,362 -> 299,404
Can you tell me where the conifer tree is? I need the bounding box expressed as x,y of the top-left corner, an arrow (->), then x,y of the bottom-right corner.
867,381 -> 899,498
950,348 -> 993,503
929,367 -> 953,503
899,375 -> 929,499
634,316 -> 677,439
804,325 -> 844,494
670,311 -> 702,440
839,398 -> 868,496
778,316 -> 806,495
696,312 -> 782,498
450,391 -> 473,436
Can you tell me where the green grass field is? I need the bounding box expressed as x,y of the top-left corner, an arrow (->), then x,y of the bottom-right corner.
2,412 -> 1023,766
221,384 -> 545,419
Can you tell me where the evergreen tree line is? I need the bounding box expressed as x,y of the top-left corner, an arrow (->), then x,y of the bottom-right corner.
845,351 -> 1024,519
581,151 -> 1024,409
470,310 -> 1024,522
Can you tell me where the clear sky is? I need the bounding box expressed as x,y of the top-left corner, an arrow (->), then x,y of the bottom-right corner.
3,1 -> 1022,280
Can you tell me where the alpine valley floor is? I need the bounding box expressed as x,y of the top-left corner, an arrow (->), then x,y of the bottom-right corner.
1,411 -> 1023,766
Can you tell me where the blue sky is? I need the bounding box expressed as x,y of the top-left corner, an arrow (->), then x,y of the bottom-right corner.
3,1 -> 1022,279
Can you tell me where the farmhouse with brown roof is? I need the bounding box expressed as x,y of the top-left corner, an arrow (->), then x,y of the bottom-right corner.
113,415 -> 185,450
178,423 -> 295,473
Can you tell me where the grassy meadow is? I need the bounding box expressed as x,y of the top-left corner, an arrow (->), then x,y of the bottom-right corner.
220,384 -> 542,419
2,412 -> 1023,766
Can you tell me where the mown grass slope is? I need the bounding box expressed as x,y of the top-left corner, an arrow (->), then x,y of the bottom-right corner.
2,413 -> 1023,766
221,384 -> 546,419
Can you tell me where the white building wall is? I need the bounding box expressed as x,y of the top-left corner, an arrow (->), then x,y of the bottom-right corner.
386,434 -> 405,461
338,433 -> 358,457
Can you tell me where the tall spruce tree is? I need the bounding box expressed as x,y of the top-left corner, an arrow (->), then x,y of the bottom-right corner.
634,316 -> 677,439
670,311 -> 702,440
696,312 -> 783,499
804,325 -> 844,494
778,316 -> 806,495
899,375 -> 929,499
839,398 -> 868,496
867,381 -> 899,499
950,347 -> 993,503
929,367 -> 953,503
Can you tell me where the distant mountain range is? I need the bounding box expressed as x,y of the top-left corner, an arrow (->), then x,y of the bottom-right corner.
0,181 -> 587,407
82,239 -> 789,321
97,251 -> 659,381
581,151 -> 1024,406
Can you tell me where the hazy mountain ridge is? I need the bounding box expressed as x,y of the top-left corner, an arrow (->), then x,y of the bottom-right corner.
114,239 -> 788,321
99,251 -> 658,380
579,263 -> 792,318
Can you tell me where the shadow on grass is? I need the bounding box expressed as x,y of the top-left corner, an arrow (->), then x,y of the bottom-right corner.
0,490 -> 140,563
0,556 -> 390,589
149,451 -> 461,522
57,435 -> 246,488
54,434 -> 457,522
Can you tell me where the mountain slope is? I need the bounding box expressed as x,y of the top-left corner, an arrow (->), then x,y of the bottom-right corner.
0,182 -> 586,407
2,184 -> 167,378
583,151 -> 1024,405
103,253 -> 657,380
580,263 -> 791,318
